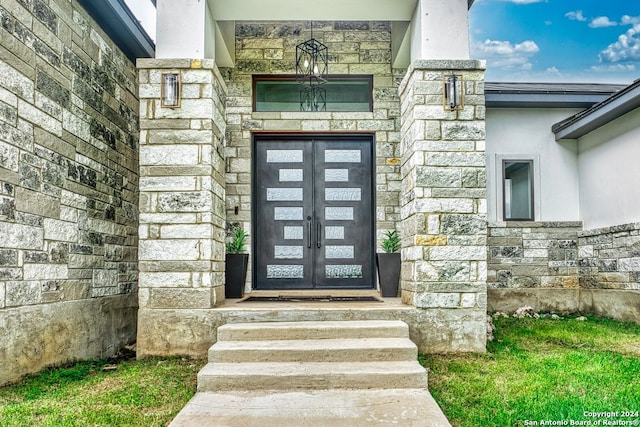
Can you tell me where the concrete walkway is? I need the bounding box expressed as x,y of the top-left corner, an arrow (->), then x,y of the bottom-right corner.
169,320 -> 452,427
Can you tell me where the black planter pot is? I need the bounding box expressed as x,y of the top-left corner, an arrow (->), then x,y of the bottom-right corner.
225,253 -> 249,299
376,253 -> 401,297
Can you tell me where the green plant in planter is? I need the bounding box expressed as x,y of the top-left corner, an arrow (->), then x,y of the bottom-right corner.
381,230 -> 400,253
226,228 -> 248,254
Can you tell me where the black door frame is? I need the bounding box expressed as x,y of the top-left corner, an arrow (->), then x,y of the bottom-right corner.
251,132 -> 377,290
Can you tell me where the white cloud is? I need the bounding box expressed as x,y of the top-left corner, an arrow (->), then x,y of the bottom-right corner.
621,15 -> 640,26
598,24 -> 640,63
545,66 -> 560,75
589,16 -> 618,29
565,10 -> 587,22
589,64 -> 636,72
473,39 -> 540,70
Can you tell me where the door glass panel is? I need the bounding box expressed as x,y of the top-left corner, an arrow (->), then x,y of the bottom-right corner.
325,207 -> 354,220
280,169 -> 303,182
267,188 -> 303,201
284,226 -> 304,240
274,246 -> 304,259
325,226 -> 344,240
326,245 -> 355,259
267,150 -> 303,163
325,150 -> 361,163
325,188 -> 361,201
267,265 -> 304,279
325,169 -> 349,182
274,207 -> 304,220
326,265 -> 363,279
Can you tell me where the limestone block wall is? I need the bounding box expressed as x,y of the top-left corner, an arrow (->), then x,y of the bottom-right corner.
221,21 -> 404,290
398,60 -> 488,352
578,223 -> 640,290
136,59 -> 227,356
488,222 -> 582,289
488,222 -> 640,322
0,0 -> 139,384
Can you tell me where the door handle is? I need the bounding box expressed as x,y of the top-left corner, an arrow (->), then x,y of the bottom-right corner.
307,216 -> 312,248
316,221 -> 321,248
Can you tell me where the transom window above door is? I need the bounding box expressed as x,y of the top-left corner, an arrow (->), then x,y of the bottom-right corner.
253,75 -> 373,112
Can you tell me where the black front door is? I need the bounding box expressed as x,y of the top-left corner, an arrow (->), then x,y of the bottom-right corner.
253,134 -> 375,290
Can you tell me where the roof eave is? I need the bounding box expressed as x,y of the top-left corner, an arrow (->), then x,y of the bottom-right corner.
77,0 -> 155,62
485,93 -> 612,109
553,81 -> 640,140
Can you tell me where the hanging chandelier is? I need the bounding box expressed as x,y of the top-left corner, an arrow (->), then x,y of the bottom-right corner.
295,22 -> 328,111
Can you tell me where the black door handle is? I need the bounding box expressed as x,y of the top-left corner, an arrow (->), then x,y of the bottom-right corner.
307,216 -> 312,248
316,221 -> 321,248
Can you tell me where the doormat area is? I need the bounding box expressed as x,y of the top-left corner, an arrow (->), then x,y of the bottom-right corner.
239,296 -> 383,303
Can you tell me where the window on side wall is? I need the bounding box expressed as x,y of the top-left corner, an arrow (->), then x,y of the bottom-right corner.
253,75 -> 373,112
502,160 -> 534,221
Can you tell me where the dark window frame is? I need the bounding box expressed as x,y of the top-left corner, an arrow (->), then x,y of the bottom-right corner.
502,159 -> 535,221
252,74 -> 374,112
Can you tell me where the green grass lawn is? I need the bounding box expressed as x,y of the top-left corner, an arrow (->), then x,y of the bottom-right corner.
0,357 -> 203,427
1,317 -> 639,427
421,316 -> 640,427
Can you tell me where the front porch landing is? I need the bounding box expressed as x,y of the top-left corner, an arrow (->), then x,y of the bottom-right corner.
137,298 -> 486,357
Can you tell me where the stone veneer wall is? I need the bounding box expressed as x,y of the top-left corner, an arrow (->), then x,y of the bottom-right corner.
0,0 -> 139,384
136,59 -> 228,356
221,21 -> 403,289
398,60 -> 488,352
488,222 -> 640,322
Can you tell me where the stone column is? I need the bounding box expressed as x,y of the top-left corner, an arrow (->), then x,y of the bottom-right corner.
137,59 -> 227,314
399,60 -> 487,351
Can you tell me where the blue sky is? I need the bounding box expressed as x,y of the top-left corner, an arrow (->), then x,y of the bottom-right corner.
470,0 -> 640,83
125,0 -> 639,84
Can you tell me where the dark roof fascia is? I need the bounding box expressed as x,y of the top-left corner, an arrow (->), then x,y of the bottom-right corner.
552,79 -> 640,140
468,0 -> 475,8
485,82 -> 624,109
77,0 -> 155,62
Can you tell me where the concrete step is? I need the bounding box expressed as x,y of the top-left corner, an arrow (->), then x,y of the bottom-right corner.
217,320 -> 409,341
169,389 -> 452,427
208,337 -> 417,363
197,360 -> 428,391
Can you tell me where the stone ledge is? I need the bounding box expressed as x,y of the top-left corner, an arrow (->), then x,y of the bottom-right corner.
0,294 -> 137,386
578,222 -> 640,237
488,288 -> 640,323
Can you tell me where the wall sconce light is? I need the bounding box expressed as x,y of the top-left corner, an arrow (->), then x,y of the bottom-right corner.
443,74 -> 464,111
161,73 -> 181,108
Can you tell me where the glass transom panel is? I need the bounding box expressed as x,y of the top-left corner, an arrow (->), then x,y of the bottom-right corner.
267,188 -> 303,201
326,245 -> 355,259
284,226 -> 304,240
324,150 -> 361,163
267,265 -> 304,279
325,265 -> 363,279
325,226 -> 344,240
267,150 -> 303,163
274,207 -> 304,220
325,169 -> 349,182
279,169 -> 303,182
274,246 -> 304,259
325,207 -> 354,221
325,188 -> 361,201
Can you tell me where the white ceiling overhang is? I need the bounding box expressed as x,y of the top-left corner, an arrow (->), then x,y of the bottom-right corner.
209,0 -> 474,68
210,0 -> 419,21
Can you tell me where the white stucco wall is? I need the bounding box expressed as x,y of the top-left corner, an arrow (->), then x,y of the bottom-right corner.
410,0 -> 470,61
576,107 -> 640,230
485,108 -> 582,222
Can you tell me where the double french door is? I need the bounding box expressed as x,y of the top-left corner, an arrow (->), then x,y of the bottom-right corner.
253,134 -> 375,290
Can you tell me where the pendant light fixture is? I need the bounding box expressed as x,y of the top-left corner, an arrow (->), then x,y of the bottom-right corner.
295,21 -> 328,111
